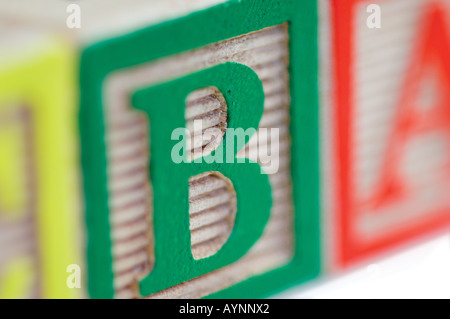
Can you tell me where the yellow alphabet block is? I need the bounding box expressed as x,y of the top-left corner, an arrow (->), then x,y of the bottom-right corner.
0,31 -> 80,299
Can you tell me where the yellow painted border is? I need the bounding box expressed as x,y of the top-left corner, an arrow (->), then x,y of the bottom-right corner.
0,37 -> 80,299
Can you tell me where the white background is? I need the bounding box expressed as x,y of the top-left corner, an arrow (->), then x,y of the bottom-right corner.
274,234 -> 450,299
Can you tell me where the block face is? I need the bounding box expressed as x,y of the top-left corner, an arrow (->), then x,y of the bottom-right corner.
106,26 -> 291,299
80,0 -> 320,299
0,38 -> 79,298
332,0 -> 450,266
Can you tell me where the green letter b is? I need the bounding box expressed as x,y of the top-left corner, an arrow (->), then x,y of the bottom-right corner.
132,62 -> 272,296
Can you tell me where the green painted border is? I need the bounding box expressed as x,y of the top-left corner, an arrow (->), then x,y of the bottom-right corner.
80,0 -> 320,299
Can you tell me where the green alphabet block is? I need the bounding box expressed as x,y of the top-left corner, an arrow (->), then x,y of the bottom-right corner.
80,0 -> 320,299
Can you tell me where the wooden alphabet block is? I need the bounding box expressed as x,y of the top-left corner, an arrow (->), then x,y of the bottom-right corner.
81,0 -> 321,299
0,27 -> 80,298
328,0 -> 450,268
